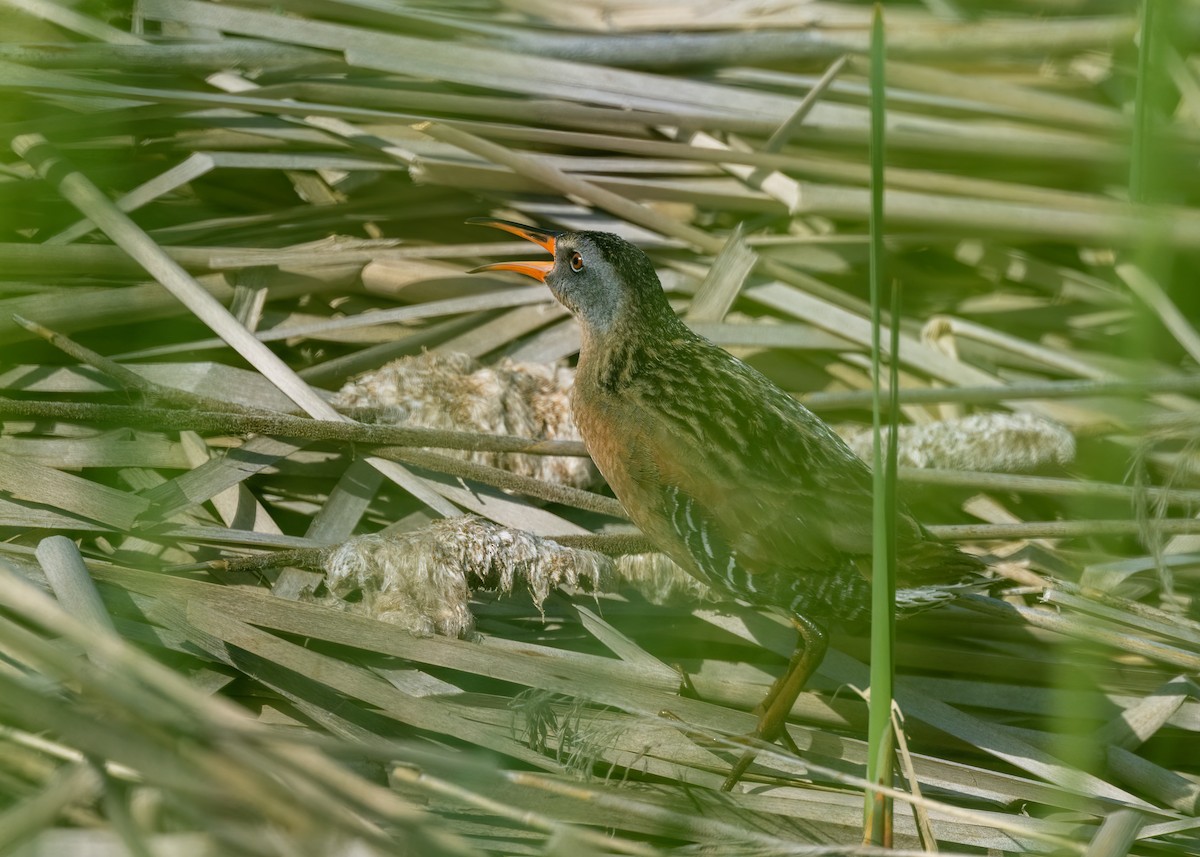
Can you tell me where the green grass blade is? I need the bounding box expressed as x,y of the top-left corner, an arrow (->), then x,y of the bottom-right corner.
864,2 -> 898,845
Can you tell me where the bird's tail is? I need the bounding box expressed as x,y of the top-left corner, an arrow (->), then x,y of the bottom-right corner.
893,539 -> 991,615
896,538 -> 987,586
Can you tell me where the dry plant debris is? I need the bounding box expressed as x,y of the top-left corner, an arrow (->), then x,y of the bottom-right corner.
838,411 -> 1077,471
334,351 -> 594,488
322,516 -> 607,637
1,0 -> 1199,854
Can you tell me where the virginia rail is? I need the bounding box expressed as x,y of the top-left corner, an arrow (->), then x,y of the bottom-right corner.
469,218 -> 985,789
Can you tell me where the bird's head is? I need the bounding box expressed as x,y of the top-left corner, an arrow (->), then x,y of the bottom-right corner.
467,218 -> 676,340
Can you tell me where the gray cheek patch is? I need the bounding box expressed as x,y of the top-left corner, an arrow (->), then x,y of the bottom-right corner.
556,253 -> 623,334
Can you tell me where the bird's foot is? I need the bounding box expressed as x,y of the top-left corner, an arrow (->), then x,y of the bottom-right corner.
721,614 -> 827,791
719,721 -> 802,791
657,666 -> 720,744
671,662 -> 700,699
660,691 -> 803,788
656,708 -> 724,748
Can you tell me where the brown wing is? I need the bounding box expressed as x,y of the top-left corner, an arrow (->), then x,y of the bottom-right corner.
640,412 -> 870,574
607,343 -> 977,597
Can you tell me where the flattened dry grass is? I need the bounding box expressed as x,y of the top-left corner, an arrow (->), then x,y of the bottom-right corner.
1,1 -> 1199,854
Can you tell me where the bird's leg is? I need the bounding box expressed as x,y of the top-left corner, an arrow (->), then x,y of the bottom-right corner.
721,614 -> 828,791
755,614 -> 828,742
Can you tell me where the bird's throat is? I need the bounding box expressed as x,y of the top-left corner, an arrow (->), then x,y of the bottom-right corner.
577,327 -> 638,396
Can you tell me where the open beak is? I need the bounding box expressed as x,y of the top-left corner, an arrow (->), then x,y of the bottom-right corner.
466,217 -> 559,283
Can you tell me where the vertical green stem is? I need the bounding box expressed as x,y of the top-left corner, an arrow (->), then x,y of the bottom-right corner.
1129,0 -> 1157,206
864,2 -> 897,845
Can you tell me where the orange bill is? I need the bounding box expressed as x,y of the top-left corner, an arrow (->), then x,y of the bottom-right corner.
466,217 -> 559,282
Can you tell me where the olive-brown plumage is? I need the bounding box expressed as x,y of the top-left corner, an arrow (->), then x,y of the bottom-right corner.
470,218 -> 984,787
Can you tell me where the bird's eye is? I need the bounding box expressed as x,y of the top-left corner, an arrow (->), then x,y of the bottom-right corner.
569,252 -> 584,272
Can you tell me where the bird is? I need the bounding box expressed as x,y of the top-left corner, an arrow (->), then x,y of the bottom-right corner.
468,217 -> 986,789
